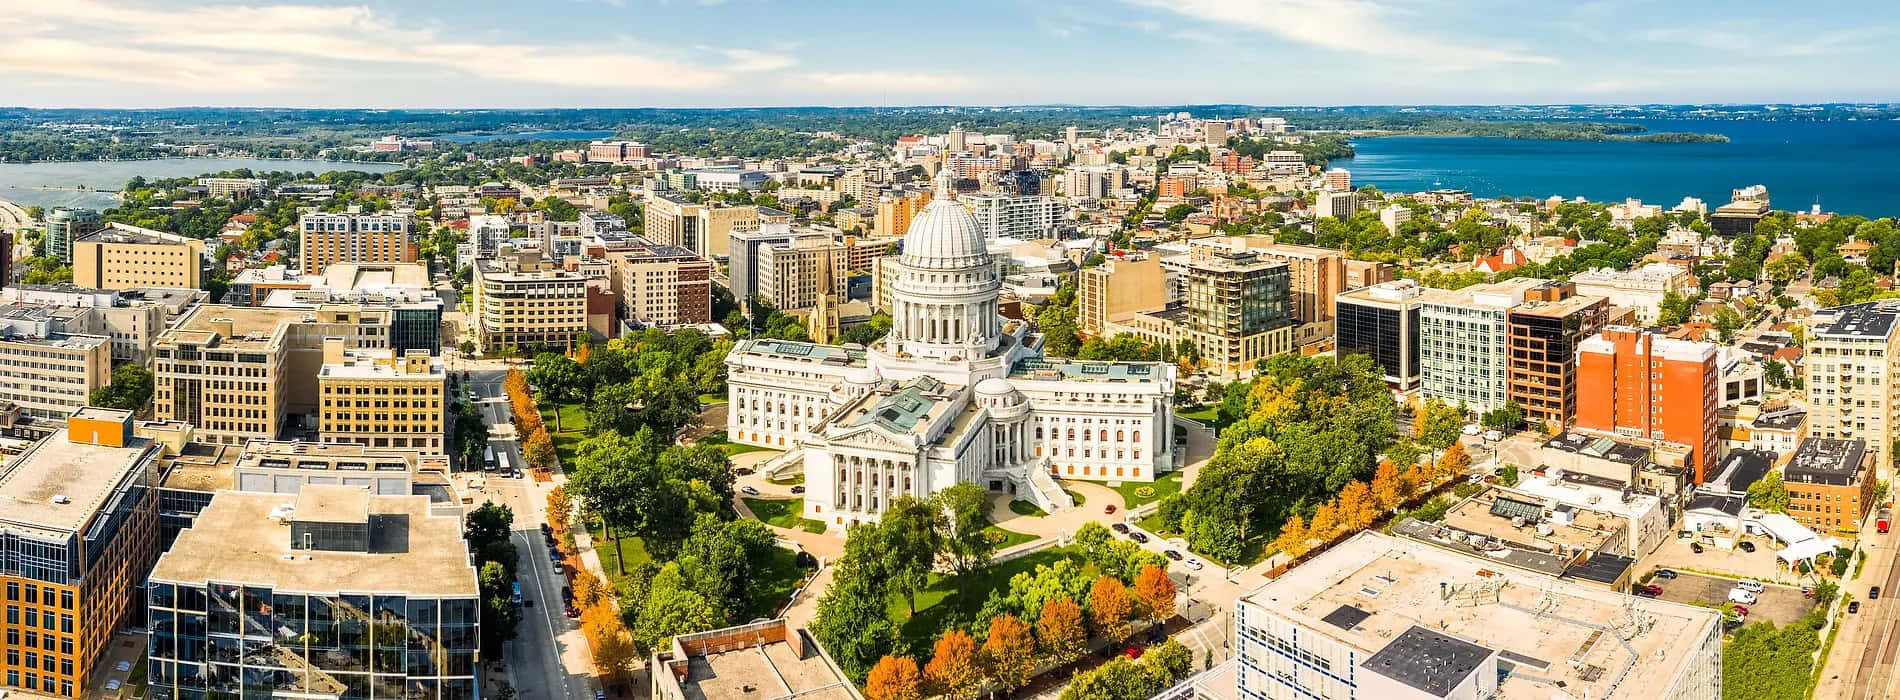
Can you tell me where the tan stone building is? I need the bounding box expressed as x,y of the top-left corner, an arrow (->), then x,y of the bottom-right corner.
756,236 -> 849,314
607,241 -> 712,327
71,224 -> 204,291
472,246 -> 589,353
0,331 -> 109,420
1108,248 -> 1294,377
1185,237 -> 1343,347
1077,253 -> 1167,336
318,339 -> 446,453
297,212 -> 414,276
875,190 -> 933,237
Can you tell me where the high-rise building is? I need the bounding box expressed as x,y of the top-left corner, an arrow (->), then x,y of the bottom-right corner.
145,486 -> 480,700
1314,189 -> 1357,219
729,225 -> 828,309
1417,278 -> 1545,413
1577,326 -> 1720,483
756,236 -> 848,315
0,284 -> 177,365
1077,253 -> 1166,336
0,409 -> 162,699
1335,280 -> 1424,391
1379,203 -> 1413,233
607,239 -> 713,326
471,246 -> 588,353
959,193 -> 1062,241
194,177 -> 268,198
1805,301 -> 1900,477
1506,283 -> 1609,429
642,195 -> 701,250
43,208 -> 103,264
298,213 -> 414,276
1322,168 -> 1351,190
1210,240 -> 1346,348
72,223 -> 205,291
588,139 -> 645,162
318,340 -> 446,453
1710,185 -> 1770,237
0,311 -> 110,419
1230,531 -> 1721,700
875,190 -> 933,238
1180,248 -> 1293,375
465,214 -> 513,259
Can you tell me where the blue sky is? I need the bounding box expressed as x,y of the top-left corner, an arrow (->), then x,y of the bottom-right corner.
2,0 -> 1892,108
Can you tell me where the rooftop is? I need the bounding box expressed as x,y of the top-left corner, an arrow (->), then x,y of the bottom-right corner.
1362,625 -> 1491,697
161,304 -> 299,349
1753,408 -> 1808,431
1704,449 -> 1774,495
1010,357 -> 1167,383
735,339 -> 867,368
1543,432 -> 1651,467
293,483 -> 371,524
656,620 -> 857,700
0,426 -> 155,538
76,222 -> 192,247
1246,531 -> 1720,700
148,489 -> 478,596
1784,437 -> 1868,487
1813,301 -> 1900,340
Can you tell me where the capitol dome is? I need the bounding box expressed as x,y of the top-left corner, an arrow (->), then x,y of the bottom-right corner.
900,168 -> 990,270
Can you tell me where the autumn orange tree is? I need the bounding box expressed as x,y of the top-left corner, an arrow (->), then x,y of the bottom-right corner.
546,486 -> 571,533
1308,501 -> 1343,542
1089,576 -> 1134,643
865,655 -> 924,700
1273,514 -> 1311,559
1037,597 -> 1088,668
1335,480 -> 1377,531
571,568 -> 606,609
1134,565 -> 1177,624
580,604 -> 637,679
1437,442 -> 1472,481
982,615 -> 1038,695
1371,460 -> 1407,512
923,630 -> 982,700
523,426 -> 555,469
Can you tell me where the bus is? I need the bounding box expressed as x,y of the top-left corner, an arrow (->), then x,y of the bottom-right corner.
497,451 -> 512,477
483,446 -> 497,471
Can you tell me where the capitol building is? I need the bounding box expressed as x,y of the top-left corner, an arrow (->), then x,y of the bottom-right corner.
724,170 -> 1178,531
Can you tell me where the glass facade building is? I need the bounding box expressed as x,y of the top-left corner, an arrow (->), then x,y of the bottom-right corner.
145,583 -> 479,700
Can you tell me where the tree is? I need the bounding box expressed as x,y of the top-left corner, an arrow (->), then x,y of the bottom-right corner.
1272,514 -> 1311,559
866,656 -> 924,700
1038,597 -> 1089,667
581,604 -> 637,677
1133,565 -> 1176,624
526,352 -> 585,402
1308,502 -> 1342,542
1145,639 -> 1193,685
1335,480 -> 1378,530
1370,461 -> 1406,512
477,561 -> 519,656
1436,443 -> 1472,480
1089,576 -> 1134,642
982,614 -> 1038,695
1060,658 -> 1161,700
924,630 -> 983,700
1658,290 -> 1695,326
1480,401 -> 1524,432
1712,305 -> 1746,343
523,427 -> 555,469
935,483 -> 997,597
810,566 -> 897,681
1747,471 -> 1791,513
1765,359 -> 1788,388
880,496 -> 942,615
89,364 -> 155,411
1415,399 -> 1464,449
629,564 -> 723,654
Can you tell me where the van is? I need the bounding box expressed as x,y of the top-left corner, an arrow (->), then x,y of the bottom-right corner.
1735,579 -> 1765,593
1727,588 -> 1758,605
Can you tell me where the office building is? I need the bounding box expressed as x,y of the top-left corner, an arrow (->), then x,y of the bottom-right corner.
607,240 -> 712,327
1418,278 -> 1545,413
960,193 -> 1062,241
1344,259 -> 1394,290
1335,280 -> 1423,391
1506,283 -> 1609,428
686,169 -> 770,193
71,223 -> 205,291
1805,301 -> 1900,476
318,341 -> 446,454
1379,204 -> 1413,233
588,139 -> 646,162
145,486 -> 480,700
0,284 -> 177,365
194,177 -> 268,198
1577,327 -> 1720,483
43,208 -> 104,264
0,313 -> 109,420
1782,437 -> 1876,536
1570,264 -> 1695,324
1710,185 -> 1770,237
651,619 -> 857,700
1077,253 -> 1167,336
1232,531 -> 1721,700
1314,189 -> 1357,220
642,195 -> 701,251
1198,239 -> 1345,348
756,235 -> 848,314
257,268 -> 443,357
0,409 -> 163,698
875,190 -> 933,238
298,213 -> 414,276
1114,248 -> 1292,377
1322,169 -> 1350,190
471,247 -> 588,353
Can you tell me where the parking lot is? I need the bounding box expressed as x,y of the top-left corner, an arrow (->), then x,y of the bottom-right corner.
1640,534 -> 1800,585
1650,571 -> 1816,627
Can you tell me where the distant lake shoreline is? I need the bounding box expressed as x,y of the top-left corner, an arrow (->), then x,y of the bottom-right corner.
0,157 -> 402,211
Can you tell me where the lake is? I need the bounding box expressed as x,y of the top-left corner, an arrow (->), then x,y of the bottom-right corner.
0,157 -> 403,211
1340,118 -> 1900,217
434,130 -> 615,143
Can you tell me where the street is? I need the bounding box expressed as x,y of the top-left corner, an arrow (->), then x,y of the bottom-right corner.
1818,521 -> 1900,700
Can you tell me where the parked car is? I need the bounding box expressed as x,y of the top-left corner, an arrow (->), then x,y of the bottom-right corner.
791,485 -> 806,494
1164,550 -> 1184,561
1483,430 -> 1502,442
1654,569 -> 1678,579
1124,646 -> 1144,660
1462,424 -> 1480,436
1690,542 -> 1705,554
1874,586 -> 1884,600
1184,559 -> 1205,571
1111,523 -> 1130,534
1738,541 -> 1757,553
1731,605 -> 1750,616
1635,590 -> 1659,599
734,467 -> 754,476
596,691 -> 607,700
1851,601 -> 1863,614
565,605 -> 580,618
1728,589 -> 1758,605
1105,505 -> 1117,515
552,561 -> 564,575
741,486 -> 760,495
540,523 -> 552,536
1130,532 -> 1150,544
548,549 -> 561,562
1638,584 -> 1663,596
1735,579 -> 1764,593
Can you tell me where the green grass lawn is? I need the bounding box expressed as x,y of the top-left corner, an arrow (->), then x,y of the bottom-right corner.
743,546 -> 806,620
1113,470 -> 1184,508
1008,500 -> 1047,517
889,546 -> 1092,652
1137,512 -> 1174,536
697,393 -> 729,405
985,526 -> 1038,550
538,403 -> 589,467
1064,489 -> 1087,506
699,430 -> 780,457
588,521 -> 654,580
767,472 -> 806,486
743,497 -> 827,534
1176,406 -> 1220,424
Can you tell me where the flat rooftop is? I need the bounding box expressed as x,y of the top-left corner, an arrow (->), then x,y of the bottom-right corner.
163,304 -> 299,349
735,339 -> 867,368
1245,531 -> 1720,700
1784,437 -> 1868,486
157,442 -> 244,492
1011,358 -> 1167,383
0,428 -> 153,537
679,644 -> 855,700
149,489 -> 478,596
1813,301 -> 1900,339
1544,432 -> 1650,467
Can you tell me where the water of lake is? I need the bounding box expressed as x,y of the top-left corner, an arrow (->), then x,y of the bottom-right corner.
0,157 -> 403,211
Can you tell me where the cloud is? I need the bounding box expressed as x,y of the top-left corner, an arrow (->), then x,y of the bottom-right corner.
0,0 -> 771,96
1124,0 -> 1555,70
795,72 -> 977,94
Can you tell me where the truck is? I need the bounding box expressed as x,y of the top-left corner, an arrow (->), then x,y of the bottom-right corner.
1878,508 -> 1891,534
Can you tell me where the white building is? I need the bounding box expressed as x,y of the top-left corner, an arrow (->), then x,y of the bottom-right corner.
1234,531 -> 1722,700
726,170 -> 1176,530
1314,189 -> 1358,220
1378,204 -> 1413,233
1570,263 -> 1694,324
960,193 -> 1062,241
1417,279 -> 1543,413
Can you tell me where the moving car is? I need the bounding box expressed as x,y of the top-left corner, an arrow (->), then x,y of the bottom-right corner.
1851,601 -> 1863,614
1483,430 -> 1502,442
1184,559 -> 1205,571
741,486 -> 760,495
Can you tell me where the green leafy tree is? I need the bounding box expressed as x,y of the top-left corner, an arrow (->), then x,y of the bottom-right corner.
89,364 -> 155,411
1060,658 -> 1163,700
880,496 -> 941,615
810,552 -> 899,681
935,482 -> 997,599
1746,471 -> 1791,513
630,564 -> 724,653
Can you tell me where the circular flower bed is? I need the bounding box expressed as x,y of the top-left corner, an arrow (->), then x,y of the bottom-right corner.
1135,487 -> 1155,498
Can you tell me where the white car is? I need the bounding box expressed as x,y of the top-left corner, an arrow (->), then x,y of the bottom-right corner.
1728,588 -> 1758,605
1483,430 -> 1502,442
1735,579 -> 1765,593
1462,424 -> 1481,436
1184,559 -> 1205,571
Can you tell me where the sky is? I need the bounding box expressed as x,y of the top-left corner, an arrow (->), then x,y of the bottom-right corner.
0,0 -> 1893,109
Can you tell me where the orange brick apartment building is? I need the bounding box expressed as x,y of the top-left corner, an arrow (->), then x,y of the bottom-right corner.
1576,327 -> 1720,483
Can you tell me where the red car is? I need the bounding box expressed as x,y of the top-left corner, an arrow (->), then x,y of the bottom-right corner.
1731,605 -> 1750,616
1105,505 -> 1117,515
1124,646 -> 1144,660
1639,584 -> 1663,596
